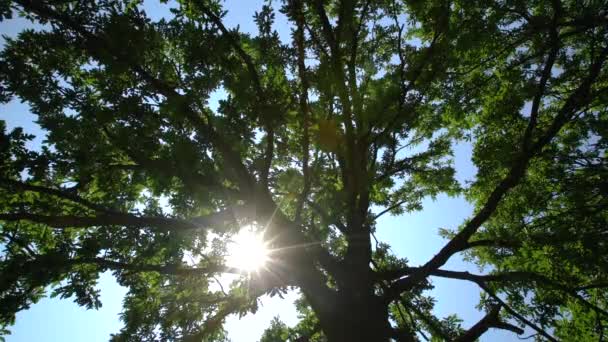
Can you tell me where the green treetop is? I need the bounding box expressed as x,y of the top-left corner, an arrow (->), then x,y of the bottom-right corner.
0,0 -> 607,341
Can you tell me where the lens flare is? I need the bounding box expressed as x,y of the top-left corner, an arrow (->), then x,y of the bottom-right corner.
226,227 -> 269,272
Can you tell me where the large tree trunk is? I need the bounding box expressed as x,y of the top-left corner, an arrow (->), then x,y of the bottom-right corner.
304,274 -> 397,342
320,294 -> 393,341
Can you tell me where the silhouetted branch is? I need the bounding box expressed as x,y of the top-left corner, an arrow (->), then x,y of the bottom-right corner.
261,127 -> 275,190
372,200 -> 408,221
477,282 -> 558,342
0,177 -> 109,213
292,0 -> 311,222
382,267 -> 608,318
574,282 -> 608,292
73,257 -> 232,276
522,29 -> 559,150
0,209 -> 236,232
6,252 -> 235,278
311,0 -> 337,55
390,45 -> 608,295
454,305 -> 524,342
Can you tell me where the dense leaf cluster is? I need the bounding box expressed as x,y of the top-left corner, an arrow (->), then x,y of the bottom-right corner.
0,0 -> 607,341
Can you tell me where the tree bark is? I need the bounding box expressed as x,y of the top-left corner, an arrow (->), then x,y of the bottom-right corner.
319,294 -> 394,342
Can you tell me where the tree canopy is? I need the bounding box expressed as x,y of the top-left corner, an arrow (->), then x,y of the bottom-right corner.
1,0 -> 607,341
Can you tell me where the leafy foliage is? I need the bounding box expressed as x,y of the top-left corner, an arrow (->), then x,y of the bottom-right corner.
1,0 -> 607,341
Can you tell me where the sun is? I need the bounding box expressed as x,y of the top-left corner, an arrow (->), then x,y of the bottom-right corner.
226,226 -> 270,272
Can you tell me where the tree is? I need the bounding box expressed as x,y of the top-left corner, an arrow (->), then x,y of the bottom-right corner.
260,317 -> 290,342
0,0 -> 607,340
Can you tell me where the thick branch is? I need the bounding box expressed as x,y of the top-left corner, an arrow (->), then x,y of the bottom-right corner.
383,267 -> 608,318
311,0 -> 337,54
0,209 -> 235,231
575,282 -> 608,292
0,177 -> 108,213
390,46 -> 608,295
454,305 -> 524,342
478,282 -> 558,342
5,252 -> 233,279
522,24 -> 560,150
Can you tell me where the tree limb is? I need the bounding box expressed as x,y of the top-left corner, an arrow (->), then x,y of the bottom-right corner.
0,209 -> 236,232
293,0 -> 312,222
401,300 -> 452,341
522,5 -> 561,150
389,45 -> 608,295
574,282 -> 608,292
260,127 -> 275,190
70,256 -> 231,276
383,267 -> 608,318
191,0 -> 264,98
311,0 -> 337,55
0,177 -> 109,213
372,200 -> 408,221
477,282 -> 558,342
454,305 -> 524,342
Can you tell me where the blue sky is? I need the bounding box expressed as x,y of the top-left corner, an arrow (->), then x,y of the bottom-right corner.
1,1 -> 518,341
